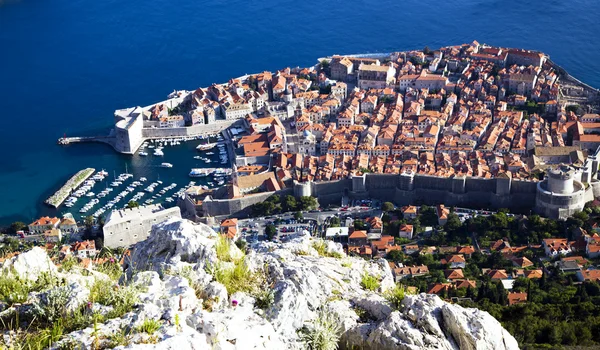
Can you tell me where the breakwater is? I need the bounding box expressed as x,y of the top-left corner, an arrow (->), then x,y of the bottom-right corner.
45,168 -> 95,208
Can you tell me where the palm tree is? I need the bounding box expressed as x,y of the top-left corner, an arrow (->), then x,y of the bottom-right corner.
97,246 -> 114,259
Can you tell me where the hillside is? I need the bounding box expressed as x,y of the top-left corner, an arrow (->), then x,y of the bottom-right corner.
0,218 -> 518,349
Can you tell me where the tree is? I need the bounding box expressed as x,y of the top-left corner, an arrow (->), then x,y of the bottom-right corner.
299,196 -> 318,211
84,216 -> 95,229
354,219 -> 367,230
294,211 -> 303,221
282,195 -> 297,212
265,225 -> 277,240
329,217 -> 341,228
386,250 -> 405,262
126,200 -> 139,209
7,222 -> 27,235
444,213 -> 462,233
382,202 -> 394,212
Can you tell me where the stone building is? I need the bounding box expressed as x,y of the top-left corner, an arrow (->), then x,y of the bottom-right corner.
103,204 -> 181,248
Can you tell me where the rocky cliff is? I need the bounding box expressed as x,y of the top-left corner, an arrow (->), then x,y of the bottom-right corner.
0,218 -> 519,349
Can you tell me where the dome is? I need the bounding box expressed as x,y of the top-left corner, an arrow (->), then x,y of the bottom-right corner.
303,129 -> 312,137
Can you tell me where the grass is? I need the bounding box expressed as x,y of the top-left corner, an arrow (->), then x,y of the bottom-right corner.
312,240 -> 343,259
95,260 -> 123,281
300,309 -> 342,350
104,326 -> 133,348
88,277 -> 139,319
360,273 -> 380,291
385,284 -> 406,310
215,235 -> 233,262
209,258 -> 258,296
60,257 -> 78,273
136,318 -> 161,335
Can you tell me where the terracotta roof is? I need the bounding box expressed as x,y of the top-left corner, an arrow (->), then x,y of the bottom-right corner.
579,269 -> 600,281
349,230 -> 368,239
445,269 -> 464,280
524,269 -> 543,279
220,218 -> 238,227
30,216 -> 60,227
508,292 -> 527,306
486,269 -> 508,280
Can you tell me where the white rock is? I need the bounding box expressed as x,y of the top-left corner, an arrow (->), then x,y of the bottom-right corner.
1,247 -> 57,281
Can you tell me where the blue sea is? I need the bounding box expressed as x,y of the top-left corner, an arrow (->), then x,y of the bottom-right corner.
0,0 -> 599,225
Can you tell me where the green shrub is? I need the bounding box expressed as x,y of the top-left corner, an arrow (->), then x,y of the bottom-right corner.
385,284 -> 405,310
254,289 -> 275,309
360,273 -> 380,291
0,273 -> 30,305
32,286 -> 71,324
300,309 -> 342,350
60,257 -> 78,273
136,318 -> 161,335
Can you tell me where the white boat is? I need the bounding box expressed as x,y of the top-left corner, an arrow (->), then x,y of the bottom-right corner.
196,143 -> 217,151
139,152 -> 148,156
86,192 -> 95,197
160,163 -> 173,168
193,156 -> 201,159
154,149 -> 164,156
189,168 -> 210,177
140,177 -> 147,182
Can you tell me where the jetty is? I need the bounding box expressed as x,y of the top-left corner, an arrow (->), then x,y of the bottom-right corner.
45,168 -> 95,208
58,136 -> 116,148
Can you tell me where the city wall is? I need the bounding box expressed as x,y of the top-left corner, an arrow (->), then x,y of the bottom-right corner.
200,172 -> 540,217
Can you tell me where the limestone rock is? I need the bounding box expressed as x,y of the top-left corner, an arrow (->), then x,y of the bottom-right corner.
127,217 -> 218,274
1,247 -> 57,281
24,218 -> 518,350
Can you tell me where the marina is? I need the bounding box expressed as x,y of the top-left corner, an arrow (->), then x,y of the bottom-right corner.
40,134 -> 232,222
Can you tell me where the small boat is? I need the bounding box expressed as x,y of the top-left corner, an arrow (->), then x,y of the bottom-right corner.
160,163 -> 173,168
140,177 -> 147,182
154,149 -> 164,156
139,152 -> 148,156
196,143 -> 217,151
189,168 -> 210,177
193,156 -> 201,159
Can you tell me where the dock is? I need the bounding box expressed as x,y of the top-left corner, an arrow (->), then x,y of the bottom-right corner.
45,168 -> 95,208
57,136 -> 116,148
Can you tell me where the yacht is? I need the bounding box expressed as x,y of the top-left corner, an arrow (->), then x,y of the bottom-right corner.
154,149 -> 164,156
196,143 -> 217,151
160,163 -> 173,168
189,168 -> 210,177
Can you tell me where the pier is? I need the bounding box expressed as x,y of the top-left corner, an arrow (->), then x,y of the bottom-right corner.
45,168 -> 95,208
58,136 -> 116,148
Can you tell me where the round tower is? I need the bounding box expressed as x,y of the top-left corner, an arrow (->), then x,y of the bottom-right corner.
547,165 -> 575,194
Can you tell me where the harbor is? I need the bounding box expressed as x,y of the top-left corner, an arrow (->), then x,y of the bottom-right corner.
40,134 -> 233,222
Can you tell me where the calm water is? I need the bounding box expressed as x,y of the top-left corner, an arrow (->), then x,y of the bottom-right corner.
1,0 -> 599,224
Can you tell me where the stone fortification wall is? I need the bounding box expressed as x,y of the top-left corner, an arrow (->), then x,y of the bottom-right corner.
465,177 -> 495,193
202,188 -> 294,218
414,175 -> 454,192
142,120 -> 240,139
312,179 -> 351,205
200,172 -> 543,217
